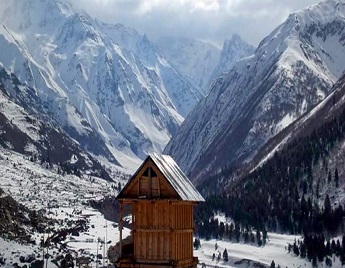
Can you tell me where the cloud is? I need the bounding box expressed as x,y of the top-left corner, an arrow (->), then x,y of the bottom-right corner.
69,0 -> 321,47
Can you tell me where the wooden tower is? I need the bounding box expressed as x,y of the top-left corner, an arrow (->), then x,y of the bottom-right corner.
115,153 -> 204,268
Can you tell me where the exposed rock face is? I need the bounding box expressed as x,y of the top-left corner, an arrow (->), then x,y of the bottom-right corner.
0,187 -> 46,243
0,0 -> 202,172
165,0 -> 345,182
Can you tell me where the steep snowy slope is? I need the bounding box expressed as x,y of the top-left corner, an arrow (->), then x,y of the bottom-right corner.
0,0 -> 201,172
156,37 -> 220,93
165,0 -> 345,181
250,71 -> 345,173
0,67 -> 112,179
208,34 -> 255,88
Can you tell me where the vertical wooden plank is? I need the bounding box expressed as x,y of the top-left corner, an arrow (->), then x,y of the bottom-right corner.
170,202 -> 174,259
189,233 -> 191,259
153,233 -> 161,260
164,201 -> 169,229
149,232 -> 153,259
138,176 -> 140,196
132,203 -> 136,257
171,231 -> 174,260
181,233 -> 183,260
163,232 -> 166,259
135,232 -> 139,259
181,204 -> 183,230
171,203 -> 174,229
143,232 -> 147,259
190,205 -> 192,229
119,201 -> 123,258
176,233 -> 179,260
138,202 -> 142,228
157,202 -> 160,228
159,231 -> 164,259
154,202 -> 158,229
143,202 -> 147,229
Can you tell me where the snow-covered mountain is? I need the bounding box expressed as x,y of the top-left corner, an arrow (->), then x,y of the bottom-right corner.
250,71 -> 345,174
208,34 -> 255,88
0,0 -> 202,172
164,0 -> 345,181
0,66 -> 113,179
156,37 -> 221,93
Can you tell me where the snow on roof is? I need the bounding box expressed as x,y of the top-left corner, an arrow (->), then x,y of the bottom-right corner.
149,153 -> 205,202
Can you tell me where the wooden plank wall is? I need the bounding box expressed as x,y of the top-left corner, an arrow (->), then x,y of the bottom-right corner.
134,201 -> 194,262
171,203 -> 193,261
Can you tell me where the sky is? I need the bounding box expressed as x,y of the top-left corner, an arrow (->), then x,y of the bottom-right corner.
70,0 -> 322,48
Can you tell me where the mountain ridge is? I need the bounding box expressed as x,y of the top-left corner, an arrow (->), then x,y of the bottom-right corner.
0,0 -> 202,172
164,0 -> 345,182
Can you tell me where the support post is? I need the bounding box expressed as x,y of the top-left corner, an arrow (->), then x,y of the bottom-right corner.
119,200 -> 123,258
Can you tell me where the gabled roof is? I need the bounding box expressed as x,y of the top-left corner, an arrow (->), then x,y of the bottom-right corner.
117,153 -> 205,202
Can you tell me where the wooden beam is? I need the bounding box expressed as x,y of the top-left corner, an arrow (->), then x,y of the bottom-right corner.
138,175 -> 140,196
119,200 -> 123,257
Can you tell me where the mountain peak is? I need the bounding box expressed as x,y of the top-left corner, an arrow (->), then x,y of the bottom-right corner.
207,33 -> 254,87
0,0 -> 202,172
155,36 -> 221,92
221,33 -> 254,58
165,0 -> 345,181
0,0 -> 74,33
226,33 -> 244,45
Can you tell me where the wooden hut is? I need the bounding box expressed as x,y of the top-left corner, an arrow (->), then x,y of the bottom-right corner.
115,153 -> 205,268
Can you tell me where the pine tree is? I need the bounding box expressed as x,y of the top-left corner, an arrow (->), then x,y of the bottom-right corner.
263,228 -> 268,245
324,194 -> 331,216
300,242 -> 306,258
193,238 -> 201,249
293,240 -> 299,256
223,248 -> 228,262
256,230 -> 262,246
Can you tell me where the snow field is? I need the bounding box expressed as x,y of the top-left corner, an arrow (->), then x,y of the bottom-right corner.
0,147 -> 130,267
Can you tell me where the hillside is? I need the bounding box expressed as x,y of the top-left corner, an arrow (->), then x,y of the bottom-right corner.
0,146 -> 130,267
0,67 -> 112,179
195,72 -> 345,235
0,0 -> 202,172
164,0 -> 345,183
192,73 -> 345,266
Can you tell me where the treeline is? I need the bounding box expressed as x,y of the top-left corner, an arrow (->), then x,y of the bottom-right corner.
195,103 -> 345,237
29,153 -> 83,177
195,218 -> 268,246
289,235 -> 345,266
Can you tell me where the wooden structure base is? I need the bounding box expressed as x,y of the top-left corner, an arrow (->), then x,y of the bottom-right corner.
116,257 -> 199,268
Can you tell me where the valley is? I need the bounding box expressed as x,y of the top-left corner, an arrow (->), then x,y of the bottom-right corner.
1,0 -> 345,267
